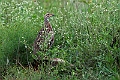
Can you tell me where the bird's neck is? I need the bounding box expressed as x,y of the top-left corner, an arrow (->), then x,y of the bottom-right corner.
44,18 -> 52,31
44,18 -> 49,24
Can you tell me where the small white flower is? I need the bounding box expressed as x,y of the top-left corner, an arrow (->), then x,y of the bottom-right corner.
25,45 -> 27,48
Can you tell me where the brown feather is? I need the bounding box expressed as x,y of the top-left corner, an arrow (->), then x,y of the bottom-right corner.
33,13 -> 54,54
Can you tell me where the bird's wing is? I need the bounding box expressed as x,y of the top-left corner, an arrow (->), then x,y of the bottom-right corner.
43,30 -> 54,49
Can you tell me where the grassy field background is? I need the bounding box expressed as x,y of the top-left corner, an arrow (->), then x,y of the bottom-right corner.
0,0 -> 120,80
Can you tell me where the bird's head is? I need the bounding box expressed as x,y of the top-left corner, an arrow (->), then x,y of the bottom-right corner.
44,13 -> 54,19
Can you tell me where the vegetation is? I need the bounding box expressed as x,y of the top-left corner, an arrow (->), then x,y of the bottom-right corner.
0,0 -> 120,80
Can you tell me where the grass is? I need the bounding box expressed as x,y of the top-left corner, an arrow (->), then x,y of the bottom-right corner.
0,0 -> 120,80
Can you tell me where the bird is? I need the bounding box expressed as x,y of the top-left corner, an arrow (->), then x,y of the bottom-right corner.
33,13 -> 55,56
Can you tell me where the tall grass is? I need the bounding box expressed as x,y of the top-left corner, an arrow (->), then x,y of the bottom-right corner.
0,0 -> 120,79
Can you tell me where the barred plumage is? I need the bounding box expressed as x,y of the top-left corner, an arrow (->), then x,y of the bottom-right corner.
33,13 -> 55,55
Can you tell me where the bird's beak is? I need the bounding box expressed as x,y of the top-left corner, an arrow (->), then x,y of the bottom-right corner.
52,14 -> 55,16
51,14 -> 55,16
